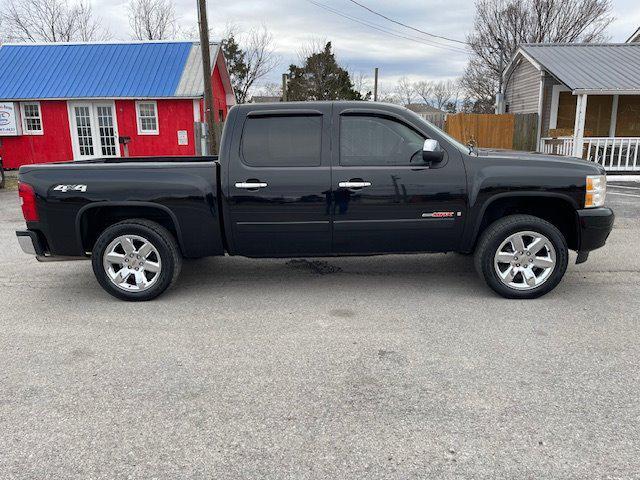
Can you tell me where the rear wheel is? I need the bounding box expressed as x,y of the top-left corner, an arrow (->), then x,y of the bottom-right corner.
91,219 -> 181,301
474,214 -> 568,299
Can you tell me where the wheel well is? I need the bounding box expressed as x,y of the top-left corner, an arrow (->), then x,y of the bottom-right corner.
79,206 -> 179,252
476,197 -> 578,250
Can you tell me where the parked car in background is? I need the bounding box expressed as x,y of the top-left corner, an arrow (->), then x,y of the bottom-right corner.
15,102 -> 614,301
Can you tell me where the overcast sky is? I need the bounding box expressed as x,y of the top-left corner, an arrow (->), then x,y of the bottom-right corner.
97,0 -> 640,91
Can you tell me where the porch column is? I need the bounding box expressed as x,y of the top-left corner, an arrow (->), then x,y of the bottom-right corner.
572,94 -> 588,158
609,95 -> 619,138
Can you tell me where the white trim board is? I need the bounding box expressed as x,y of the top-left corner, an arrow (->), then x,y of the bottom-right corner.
549,84 -> 571,130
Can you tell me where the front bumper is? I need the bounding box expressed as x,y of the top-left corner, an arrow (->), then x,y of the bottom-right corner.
577,207 -> 615,252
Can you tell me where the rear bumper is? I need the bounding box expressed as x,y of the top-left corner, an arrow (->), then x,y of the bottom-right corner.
16,230 -> 44,256
16,229 -> 88,262
577,207 -> 615,252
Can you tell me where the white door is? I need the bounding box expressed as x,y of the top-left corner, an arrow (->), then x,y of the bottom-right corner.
69,101 -> 120,160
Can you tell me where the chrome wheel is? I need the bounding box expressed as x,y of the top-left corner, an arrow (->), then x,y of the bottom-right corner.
102,234 -> 161,292
493,231 -> 556,291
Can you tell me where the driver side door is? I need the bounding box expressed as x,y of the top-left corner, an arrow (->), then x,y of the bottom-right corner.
331,110 -> 467,254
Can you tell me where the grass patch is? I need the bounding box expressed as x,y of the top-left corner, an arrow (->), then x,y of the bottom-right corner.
2,176 -> 19,191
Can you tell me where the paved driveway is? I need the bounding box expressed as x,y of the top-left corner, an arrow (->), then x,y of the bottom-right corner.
1,185 -> 639,479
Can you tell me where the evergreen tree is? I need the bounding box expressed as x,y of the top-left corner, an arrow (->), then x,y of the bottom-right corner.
221,34 -> 249,103
286,42 -> 362,101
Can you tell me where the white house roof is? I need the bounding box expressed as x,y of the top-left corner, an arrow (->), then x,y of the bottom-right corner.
176,43 -> 224,97
516,43 -> 640,94
627,26 -> 640,43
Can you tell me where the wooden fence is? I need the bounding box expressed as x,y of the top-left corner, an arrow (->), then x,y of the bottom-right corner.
445,113 -> 538,151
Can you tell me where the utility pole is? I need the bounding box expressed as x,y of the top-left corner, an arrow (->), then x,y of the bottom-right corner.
197,0 -> 217,155
373,67 -> 379,102
281,73 -> 288,102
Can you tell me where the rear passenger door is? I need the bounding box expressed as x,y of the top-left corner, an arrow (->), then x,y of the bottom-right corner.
226,105 -> 332,257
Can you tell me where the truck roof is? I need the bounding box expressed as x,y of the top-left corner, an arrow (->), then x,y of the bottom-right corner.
231,101 -> 409,113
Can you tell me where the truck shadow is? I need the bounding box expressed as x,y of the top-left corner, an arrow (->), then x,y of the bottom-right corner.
170,253 -> 485,298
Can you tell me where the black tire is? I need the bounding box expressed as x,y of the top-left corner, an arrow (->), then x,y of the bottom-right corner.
91,219 -> 182,301
474,214 -> 568,299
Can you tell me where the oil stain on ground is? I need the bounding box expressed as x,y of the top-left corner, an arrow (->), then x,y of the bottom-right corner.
286,259 -> 342,275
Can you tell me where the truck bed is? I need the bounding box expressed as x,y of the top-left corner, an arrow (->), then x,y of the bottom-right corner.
18,157 -> 225,259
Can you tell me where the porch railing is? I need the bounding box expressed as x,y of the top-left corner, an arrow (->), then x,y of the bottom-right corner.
541,137 -> 640,172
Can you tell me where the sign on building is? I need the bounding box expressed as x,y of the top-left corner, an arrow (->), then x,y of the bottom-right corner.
0,103 -> 20,136
177,130 -> 188,146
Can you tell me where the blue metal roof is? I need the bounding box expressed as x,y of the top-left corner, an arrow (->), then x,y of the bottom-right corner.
0,42 -> 196,99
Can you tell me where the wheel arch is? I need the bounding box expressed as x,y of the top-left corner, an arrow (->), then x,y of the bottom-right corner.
467,193 -> 579,252
76,202 -> 185,254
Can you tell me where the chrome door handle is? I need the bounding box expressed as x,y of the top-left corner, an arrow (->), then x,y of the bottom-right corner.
235,182 -> 268,189
339,181 -> 371,188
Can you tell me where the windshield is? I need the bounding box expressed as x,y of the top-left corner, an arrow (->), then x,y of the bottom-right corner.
403,109 -> 470,154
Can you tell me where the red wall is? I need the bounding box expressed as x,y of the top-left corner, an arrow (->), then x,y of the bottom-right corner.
0,100 -> 73,169
212,65 -> 228,121
115,99 -> 196,157
0,64 -> 230,168
199,65 -> 230,123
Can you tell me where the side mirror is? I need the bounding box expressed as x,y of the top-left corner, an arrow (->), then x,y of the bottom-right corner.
422,139 -> 445,164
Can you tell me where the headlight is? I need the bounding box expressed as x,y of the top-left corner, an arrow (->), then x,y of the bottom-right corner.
585,175 -> 606,208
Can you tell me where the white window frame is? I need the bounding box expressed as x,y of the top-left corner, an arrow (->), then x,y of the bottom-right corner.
20,101 -> 44,135
136,100 -> 159,135
549,84 -> 572,130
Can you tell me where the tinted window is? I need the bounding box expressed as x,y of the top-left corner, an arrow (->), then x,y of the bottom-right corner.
242,115 -> 322,167
340,116 -> 426,166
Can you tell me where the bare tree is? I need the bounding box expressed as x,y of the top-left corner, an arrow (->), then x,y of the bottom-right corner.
75,1 -> 105,41
297,37 -> 329,64
432,79 -> 460,111
257,82 -> 283,97
459,58 -> 497,112
377,87 -> 401,104
350,71 -> 371,100
413,80 -> 434,105
1,0 -> 109,42
222,26 -> 279,104
463,0 -> 613,112
394,76 -> 414,105
128,0 -> 176,40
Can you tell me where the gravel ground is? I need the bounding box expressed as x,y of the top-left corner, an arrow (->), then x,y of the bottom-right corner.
0,184 -> 639,480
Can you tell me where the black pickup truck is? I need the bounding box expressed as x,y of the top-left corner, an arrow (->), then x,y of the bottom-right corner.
16,102 -> 614,301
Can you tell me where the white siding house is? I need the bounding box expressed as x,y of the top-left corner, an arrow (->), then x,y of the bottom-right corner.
500,43 -> 640,172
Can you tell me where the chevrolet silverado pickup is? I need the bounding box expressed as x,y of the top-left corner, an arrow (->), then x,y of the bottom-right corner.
15,102 -> 614,301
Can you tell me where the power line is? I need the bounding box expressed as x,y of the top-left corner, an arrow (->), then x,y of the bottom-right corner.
305,0 -> 469,54
345,0 -> 470,45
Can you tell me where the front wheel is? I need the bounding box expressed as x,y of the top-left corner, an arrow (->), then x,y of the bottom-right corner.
91,219 -> 182,301
474,215 -> 568,299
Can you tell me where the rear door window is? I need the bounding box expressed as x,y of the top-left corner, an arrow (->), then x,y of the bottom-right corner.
241,115 -> 322,167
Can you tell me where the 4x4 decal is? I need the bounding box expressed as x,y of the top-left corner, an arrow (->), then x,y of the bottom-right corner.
53,184 -> 87,193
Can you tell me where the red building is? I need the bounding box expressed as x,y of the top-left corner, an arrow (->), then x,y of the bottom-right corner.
0,41 -> 235,169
